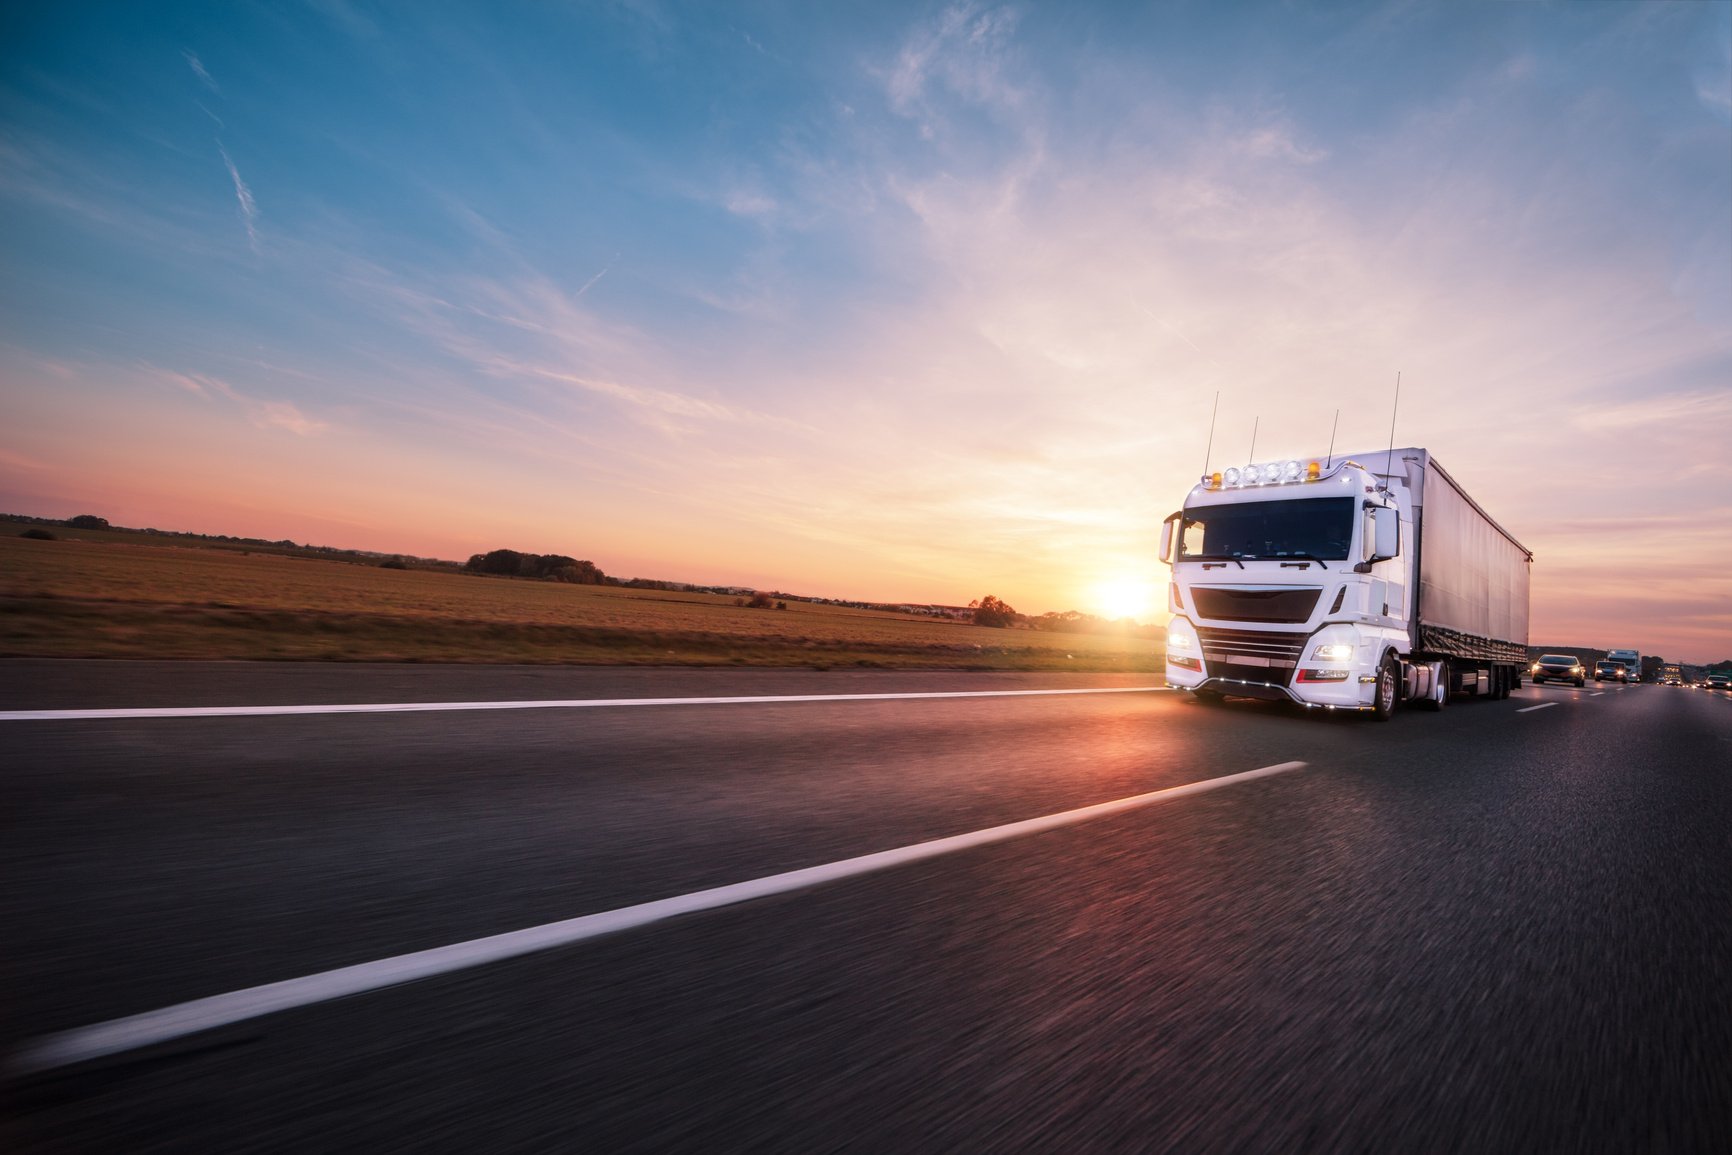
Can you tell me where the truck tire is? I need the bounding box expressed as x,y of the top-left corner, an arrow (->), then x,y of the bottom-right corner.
1193,689 -> 1225,706
1372,652 -> 1399,721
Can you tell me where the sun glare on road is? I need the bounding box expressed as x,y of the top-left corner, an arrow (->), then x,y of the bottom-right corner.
1092,578 -> 1158,623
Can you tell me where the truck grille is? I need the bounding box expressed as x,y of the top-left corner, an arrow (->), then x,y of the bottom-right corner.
1198,626 -> 1308,683
1191,586 -> 1321,625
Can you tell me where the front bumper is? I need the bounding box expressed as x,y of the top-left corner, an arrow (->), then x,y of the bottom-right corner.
1170,633 -> 1371,706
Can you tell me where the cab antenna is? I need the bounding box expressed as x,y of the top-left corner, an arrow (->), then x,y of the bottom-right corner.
1201,391 -> 1219,479
1383,371 -> 1402,488
1385,370 -> 1399,460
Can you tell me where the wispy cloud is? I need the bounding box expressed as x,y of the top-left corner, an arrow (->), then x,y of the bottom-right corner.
154,369 -> 328,435
183,50 -> 220,94
1572,390 -> 1732,433
217,145 -> 259,250
0,447 -> 55,473
886,2 -> 1029,125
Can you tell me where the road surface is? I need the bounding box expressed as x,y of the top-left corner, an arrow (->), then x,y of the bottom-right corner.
4,661 -> 1728,1152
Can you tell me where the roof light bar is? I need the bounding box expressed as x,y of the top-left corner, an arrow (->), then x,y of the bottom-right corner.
1204,459 -> 1322,490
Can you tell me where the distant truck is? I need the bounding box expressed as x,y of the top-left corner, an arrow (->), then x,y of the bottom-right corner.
1660,664 -> 1683,686
1159,447 -> 1532,719
1605,648 -> 1642,684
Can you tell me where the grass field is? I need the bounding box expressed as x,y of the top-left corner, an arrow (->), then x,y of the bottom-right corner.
1,524 -> 1165,671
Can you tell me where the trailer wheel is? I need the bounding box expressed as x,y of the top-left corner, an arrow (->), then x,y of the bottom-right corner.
1372,653 -> 1399,721
1494,666 -> 1511,699
1192,689 -> 1225,706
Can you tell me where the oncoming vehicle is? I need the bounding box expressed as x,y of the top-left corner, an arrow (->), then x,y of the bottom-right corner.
1594,660 -> 1628,683
1705,672 -> 1732,692
1660,664 -> 1683,686
1531,654 -> 1586,687
1605,648 -> 1641,684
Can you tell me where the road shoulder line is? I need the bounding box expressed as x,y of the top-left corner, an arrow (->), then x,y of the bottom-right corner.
1,685 -> 1170,722
11,759 -> 1306,1075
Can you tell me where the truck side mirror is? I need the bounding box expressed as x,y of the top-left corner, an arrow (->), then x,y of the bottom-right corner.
1158,513 -> 1180,566
1370,506 -> 1400,562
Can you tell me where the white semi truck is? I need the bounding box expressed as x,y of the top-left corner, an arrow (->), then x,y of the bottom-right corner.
1159,447 -> 1532,719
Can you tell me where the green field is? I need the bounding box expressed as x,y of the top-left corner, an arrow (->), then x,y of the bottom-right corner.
1,523 -> 1164,670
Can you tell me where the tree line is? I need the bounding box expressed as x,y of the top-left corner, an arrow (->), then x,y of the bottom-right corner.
967,595 -> 1159,635
464,549 -> 608,584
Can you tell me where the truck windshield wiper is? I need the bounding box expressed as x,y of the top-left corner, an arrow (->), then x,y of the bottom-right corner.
1180,554 -> 1245,569
1275,553 -> 1330,570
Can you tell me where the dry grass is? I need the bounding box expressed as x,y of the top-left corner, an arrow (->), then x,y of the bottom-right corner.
1,529 -> 1163,670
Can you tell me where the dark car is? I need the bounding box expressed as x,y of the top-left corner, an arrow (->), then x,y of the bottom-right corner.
1594,660 -> 1628,683
1706,672 -> 1732,691
1531,654 -> 1586,687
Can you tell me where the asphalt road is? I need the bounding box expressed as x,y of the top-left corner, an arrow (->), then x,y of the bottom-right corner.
4,661 -> 1729,1153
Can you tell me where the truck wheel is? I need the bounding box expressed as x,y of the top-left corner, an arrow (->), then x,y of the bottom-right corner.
1493,666 -> 1509,699
1193,689 -> 1225,706
1372,653 -> 1399,721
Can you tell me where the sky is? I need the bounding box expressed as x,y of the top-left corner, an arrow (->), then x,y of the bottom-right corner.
2,1 -> 1729,662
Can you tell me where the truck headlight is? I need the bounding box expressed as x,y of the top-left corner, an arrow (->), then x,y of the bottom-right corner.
1311,643 -> 1353,661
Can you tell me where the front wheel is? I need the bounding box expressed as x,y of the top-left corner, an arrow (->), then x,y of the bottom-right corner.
1192,689 -> 1225,706
1371,652 -> 1399,721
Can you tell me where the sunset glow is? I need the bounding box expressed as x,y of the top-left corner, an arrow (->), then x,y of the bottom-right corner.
1,3 -> 1728,661
1091,578 -> 1161,624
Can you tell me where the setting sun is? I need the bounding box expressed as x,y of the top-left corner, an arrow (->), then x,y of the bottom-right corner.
1091,578 -> 1159,623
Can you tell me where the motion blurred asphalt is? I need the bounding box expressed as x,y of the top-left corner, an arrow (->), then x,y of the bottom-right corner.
4,663 -> 1728,1153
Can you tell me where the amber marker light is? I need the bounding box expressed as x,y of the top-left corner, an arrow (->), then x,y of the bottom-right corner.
1307,461 -> 1322,480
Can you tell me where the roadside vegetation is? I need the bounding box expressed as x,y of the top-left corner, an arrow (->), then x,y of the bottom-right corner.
2,517 -> 1163,671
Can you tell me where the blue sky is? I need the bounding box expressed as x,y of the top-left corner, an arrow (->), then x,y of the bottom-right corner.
3,1 -> 1729,660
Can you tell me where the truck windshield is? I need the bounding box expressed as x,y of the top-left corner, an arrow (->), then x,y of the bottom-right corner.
1178,496 -> 1355,561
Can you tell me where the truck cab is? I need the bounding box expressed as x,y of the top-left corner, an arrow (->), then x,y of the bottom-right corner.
1160,456 -> 1411,716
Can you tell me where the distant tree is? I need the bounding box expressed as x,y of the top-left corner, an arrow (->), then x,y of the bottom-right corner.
66,515 -> 109,529
549,558 -> 606,584
21,527 -> 57,540
969,595 -> 1018,628
467,549 -> 525,575
1033,610 -> 1093,634
466,549 -> 608,583
379,557 -> 409,570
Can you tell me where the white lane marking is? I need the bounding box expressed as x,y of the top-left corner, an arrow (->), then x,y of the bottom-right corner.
1591,692 -> 1604,698
11,759 -> 1306,1074
0,686 -> 1170,722
1517,702 -> 1558,713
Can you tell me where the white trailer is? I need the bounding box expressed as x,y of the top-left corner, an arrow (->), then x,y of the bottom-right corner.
1159,448 -> 1532,720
